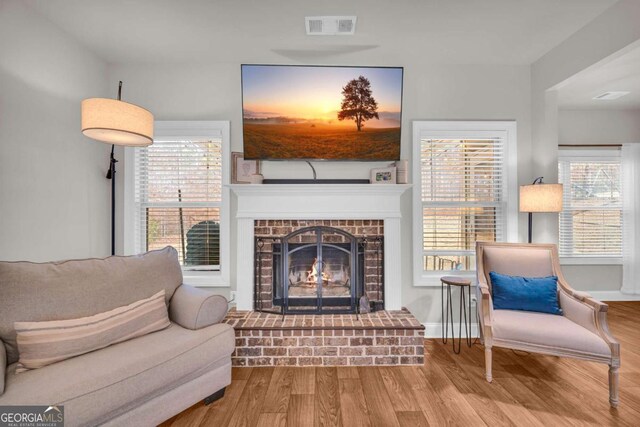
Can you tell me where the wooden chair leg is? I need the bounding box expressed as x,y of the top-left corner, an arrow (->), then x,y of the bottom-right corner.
609,365 -> 619,408
485,347 -> 492,383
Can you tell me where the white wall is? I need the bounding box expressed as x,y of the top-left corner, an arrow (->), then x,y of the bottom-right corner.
531,0 -> 640,246
559,109 -> 640,145
108,61 -> 532,322
0,1 -> 111,261
531,0 -> 640,296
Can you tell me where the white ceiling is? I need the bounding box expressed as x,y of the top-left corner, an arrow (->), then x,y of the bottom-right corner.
557,43 -> 640,110
25,0 -> 617,65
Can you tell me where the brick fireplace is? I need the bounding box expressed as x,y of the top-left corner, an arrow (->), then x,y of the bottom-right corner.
227,184 -> 420,367
230,184 -> 410,311
254,220 -> 384,314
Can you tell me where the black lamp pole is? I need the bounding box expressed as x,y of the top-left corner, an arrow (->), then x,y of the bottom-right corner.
106,145 -> 117,256
105,81 -> 123,256
527,176 -> 544,244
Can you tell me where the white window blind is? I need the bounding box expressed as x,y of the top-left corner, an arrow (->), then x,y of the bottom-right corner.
558,151 -> 622,258
134,138 -> 223,269
420,137 -> 506,271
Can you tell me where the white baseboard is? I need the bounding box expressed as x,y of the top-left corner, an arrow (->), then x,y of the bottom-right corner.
423,322 -> 480,339
586,291 -> 640,301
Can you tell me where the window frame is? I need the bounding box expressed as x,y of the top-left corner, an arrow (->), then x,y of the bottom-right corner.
412,121 -> 518,286
124,121 -> 231,287
558,148 -> 622,265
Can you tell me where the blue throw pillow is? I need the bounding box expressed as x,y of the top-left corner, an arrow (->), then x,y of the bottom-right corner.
489,271 -> 563,315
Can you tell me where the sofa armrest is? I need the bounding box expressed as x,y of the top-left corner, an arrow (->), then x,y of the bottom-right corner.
1,340 -> 6,396
169,285 -> 229,330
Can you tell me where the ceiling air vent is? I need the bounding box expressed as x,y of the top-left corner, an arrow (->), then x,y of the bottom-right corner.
307,19 -> 323,34
338,19 -> 354,33
305,16 -> 357,36
593,91 -> 630,100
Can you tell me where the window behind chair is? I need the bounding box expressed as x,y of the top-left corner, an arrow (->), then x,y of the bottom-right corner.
412,121 -> 518,285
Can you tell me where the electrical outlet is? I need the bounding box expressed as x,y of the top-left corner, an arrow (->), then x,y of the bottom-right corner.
229,291 -> 237,303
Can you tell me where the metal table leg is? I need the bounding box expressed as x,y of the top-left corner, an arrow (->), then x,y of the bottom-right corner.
449,284 -> 459,353
441,280 -> 450,344
466,283 -> 473,347
441,277 -> 473,354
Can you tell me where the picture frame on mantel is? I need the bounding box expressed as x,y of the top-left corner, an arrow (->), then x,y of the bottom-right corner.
370,166 -> 397,184
232,152 -> 260,184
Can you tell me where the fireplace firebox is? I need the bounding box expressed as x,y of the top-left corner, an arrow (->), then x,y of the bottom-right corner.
255,225 -> 383,315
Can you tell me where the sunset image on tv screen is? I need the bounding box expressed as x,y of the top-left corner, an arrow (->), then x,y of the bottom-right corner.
241,65 -> 403,160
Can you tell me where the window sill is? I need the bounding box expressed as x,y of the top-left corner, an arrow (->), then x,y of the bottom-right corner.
183,271 -> 229,287
560,257 -> 622,266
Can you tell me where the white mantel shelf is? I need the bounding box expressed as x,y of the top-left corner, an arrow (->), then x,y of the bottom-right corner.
229,184 -> 411,219
229,183 -> 411,311
228,183 -> 412,194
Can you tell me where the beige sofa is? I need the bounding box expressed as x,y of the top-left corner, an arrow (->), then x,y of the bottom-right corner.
0,247 -> 235,426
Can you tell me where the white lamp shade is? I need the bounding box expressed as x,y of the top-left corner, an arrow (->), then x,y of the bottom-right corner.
81,98 -> 153,146
519,183 -> 563,213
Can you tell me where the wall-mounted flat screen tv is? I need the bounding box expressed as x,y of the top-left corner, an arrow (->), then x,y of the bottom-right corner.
241,64 -> 403,161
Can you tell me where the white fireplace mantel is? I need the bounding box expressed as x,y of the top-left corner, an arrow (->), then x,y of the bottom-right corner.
229,184 -> 411,311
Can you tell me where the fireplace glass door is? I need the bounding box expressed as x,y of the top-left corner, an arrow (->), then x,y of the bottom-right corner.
278,227 -> 358,314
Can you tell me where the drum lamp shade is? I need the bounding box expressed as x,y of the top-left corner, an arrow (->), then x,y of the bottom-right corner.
81,98 -> 153,146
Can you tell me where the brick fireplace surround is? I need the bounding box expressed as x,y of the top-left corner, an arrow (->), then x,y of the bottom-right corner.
254,219 -> 384,312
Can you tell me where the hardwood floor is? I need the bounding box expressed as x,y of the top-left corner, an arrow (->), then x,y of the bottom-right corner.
160,301 -> 640,426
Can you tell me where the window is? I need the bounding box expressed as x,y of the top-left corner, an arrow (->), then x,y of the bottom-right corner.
124,121 -> 230,286
558,149 -> 622,261
413,121 -> 517,285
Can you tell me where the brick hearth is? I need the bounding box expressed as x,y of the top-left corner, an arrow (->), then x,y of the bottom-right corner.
224,308 -> 425,367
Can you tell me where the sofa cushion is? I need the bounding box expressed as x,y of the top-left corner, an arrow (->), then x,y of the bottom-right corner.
15,290 -> 170,372
0,247 -> 183,364
492,309 -> 611,358
0,322 -> 234,426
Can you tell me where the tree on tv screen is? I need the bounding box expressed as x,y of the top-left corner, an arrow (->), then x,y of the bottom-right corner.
338,76 -> 379,131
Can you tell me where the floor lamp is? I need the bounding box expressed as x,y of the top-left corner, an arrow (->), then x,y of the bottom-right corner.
81,81 -> 154,255
519,177 -> 563,243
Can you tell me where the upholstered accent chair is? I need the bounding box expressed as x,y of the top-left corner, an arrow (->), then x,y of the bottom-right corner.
476,242 -> 621,407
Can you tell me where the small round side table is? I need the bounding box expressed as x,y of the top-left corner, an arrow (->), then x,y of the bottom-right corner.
440,276 -> 472,354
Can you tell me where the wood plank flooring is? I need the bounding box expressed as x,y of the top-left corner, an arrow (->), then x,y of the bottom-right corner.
160,301 -> 640,426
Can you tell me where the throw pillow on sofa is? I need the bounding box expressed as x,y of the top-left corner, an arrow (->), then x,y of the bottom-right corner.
14,290 -> 170,372
489,271 -> 563,315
